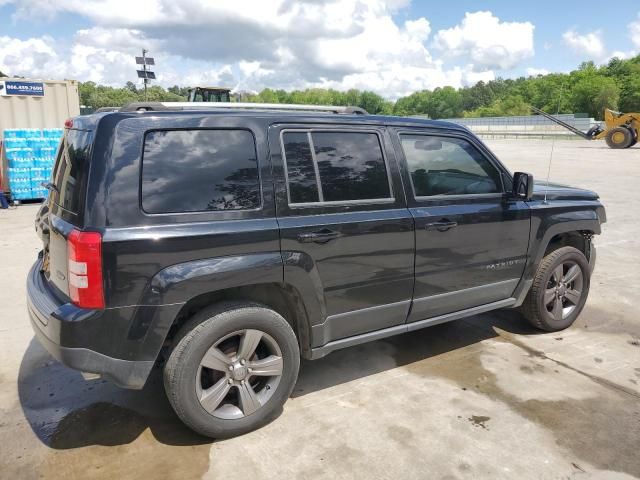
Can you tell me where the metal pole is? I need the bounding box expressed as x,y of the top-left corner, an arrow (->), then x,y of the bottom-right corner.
142,49 -> 148,101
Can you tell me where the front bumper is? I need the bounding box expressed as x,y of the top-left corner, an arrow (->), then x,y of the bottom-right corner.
27,260 -> 154,389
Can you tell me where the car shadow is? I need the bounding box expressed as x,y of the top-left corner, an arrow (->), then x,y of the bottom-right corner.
18,338 -> 211,449
18,309 -> 536,449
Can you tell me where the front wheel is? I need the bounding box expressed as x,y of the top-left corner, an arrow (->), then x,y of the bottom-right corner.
521,246 -> 591,332
605,127 -> 633,149
163,303 -> 300,438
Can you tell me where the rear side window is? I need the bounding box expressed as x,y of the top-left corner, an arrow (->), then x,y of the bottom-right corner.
400,135 -> 502,197
142,129 -> 260,214
52,129 -> 93,215
282,130 -> 391,204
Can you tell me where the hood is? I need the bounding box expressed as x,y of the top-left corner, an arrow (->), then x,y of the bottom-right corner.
532,181 -> 599,201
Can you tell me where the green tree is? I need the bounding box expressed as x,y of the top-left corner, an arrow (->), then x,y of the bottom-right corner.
425,86 -> 463,119
465,94 -> 530,117
570,74 -> 620,119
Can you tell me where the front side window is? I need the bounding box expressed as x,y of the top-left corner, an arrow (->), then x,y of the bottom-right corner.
400,135 -> 502,197
282,130 -> 391,204
142,129 -> 260,214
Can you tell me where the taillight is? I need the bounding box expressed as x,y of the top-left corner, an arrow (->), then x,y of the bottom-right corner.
67,229 -> 104,309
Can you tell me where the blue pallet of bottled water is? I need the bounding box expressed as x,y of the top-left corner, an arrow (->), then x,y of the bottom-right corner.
43,128 -> 64,139
34,157 -> 54,168
7,155 -> 34,169
11,187 -> 33,200
7,150 -> 35,168
3,138 -> 28,149
31,187 -> 48,199
7,168 -> 31,189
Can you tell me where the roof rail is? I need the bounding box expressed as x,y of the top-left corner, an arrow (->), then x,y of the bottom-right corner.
119,101 -> 369,115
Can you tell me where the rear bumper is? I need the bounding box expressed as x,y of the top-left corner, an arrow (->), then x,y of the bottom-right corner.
27,260 -> 154,389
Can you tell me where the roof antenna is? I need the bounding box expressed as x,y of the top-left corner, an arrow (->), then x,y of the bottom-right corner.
543,85 -> 564,205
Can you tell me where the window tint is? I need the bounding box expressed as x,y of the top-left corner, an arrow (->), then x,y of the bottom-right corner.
52,129 -> 93,216
282,130 -> 391,204
282,132 -> 319,203
313,132 -> 390,202
142,129 -> 260,214
400,135 -> 502,197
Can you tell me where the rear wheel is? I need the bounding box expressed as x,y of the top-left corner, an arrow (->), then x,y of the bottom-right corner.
522,246 -> 590,332
605,127 -> 633,149
164,303 -> 300,438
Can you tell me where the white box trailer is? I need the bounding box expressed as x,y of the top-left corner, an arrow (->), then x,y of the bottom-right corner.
0,78 -> 80,131
0,78 -> 80,198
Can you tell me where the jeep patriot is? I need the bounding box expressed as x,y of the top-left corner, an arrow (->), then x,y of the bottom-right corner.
27,102 -> 606,437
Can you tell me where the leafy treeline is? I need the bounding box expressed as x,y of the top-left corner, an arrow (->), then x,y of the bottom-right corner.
77,56 -> 640,120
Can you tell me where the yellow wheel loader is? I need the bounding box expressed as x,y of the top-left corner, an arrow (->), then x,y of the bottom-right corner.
531,106 -> 639,149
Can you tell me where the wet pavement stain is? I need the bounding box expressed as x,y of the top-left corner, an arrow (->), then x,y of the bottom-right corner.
404,332 -> 640,478
467,415 -> 490,430
9,339 -> 214,480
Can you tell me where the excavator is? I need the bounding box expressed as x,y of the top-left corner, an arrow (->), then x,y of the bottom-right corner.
531,106 -> 639,149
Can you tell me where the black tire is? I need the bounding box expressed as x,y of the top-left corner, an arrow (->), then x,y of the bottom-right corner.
605,127 -> 633,149
521,246 -> 591,332
163,302 -> 300,438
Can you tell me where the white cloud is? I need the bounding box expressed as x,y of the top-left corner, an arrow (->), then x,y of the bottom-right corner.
463,68 -> 495,85
630,13 -> 640,49
562,29 -> 606,61
0,35 -> 68,79
0,2 -> 539,97
526,67 -> 550,76
433,11 -> 535,70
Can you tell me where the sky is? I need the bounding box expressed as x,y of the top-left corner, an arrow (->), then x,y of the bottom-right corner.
0,0 -> 639,99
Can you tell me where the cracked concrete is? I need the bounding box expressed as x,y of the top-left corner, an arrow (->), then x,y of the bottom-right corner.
0,140 -> 639,479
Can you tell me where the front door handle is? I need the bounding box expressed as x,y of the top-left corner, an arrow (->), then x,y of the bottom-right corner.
297,229 -> 341,244
425,220 -> 458,232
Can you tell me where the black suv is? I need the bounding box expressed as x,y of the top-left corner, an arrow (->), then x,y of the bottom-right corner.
28,102 -> 606,437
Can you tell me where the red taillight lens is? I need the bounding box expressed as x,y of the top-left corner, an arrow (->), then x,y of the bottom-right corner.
67,229 -> 104,309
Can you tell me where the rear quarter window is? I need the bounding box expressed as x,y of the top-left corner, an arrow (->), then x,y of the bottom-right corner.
141,129 -> 261,214
51,129 -> 93,216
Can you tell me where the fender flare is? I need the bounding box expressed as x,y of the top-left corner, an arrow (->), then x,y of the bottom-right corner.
512,209 -> 603,306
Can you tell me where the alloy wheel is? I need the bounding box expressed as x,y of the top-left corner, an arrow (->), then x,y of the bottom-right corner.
195,329 -> 283,419
544,261 -> 584,321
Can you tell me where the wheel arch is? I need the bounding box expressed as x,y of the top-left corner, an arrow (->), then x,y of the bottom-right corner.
164,283 -> 313,359
512,209 -> 603,307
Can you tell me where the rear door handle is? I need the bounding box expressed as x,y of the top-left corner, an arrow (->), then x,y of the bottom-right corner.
425,220 -> 458,232
297,229 -> 341,244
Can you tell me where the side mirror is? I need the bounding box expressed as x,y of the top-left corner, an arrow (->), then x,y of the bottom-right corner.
512,172 -> 534,200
